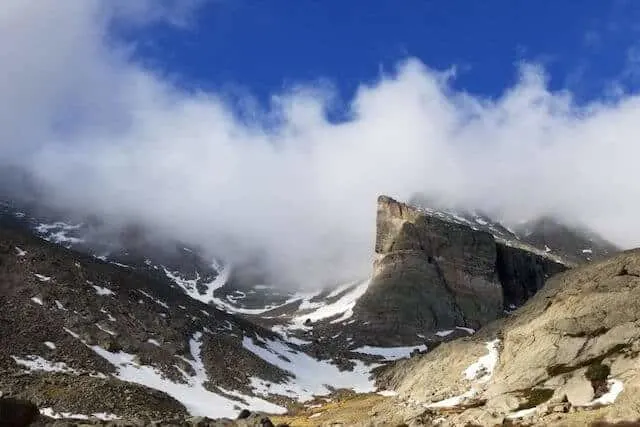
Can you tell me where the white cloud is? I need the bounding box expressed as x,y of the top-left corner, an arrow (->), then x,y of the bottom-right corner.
2,1 -> 640,289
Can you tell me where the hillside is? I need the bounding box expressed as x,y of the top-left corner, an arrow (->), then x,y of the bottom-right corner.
0,194 -> 622,425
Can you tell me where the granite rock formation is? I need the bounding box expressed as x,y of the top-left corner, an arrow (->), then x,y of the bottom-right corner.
353,196 -> 568,343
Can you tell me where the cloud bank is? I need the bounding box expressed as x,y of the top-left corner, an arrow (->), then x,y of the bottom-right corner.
2,1 -> 640,288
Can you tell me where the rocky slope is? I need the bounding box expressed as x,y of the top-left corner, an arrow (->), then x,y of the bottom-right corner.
0,190 -> 622,425
361,248 -> 640,426
0,222 -> 388,424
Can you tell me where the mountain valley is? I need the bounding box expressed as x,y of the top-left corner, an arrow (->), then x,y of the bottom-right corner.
0,192 -> 632,427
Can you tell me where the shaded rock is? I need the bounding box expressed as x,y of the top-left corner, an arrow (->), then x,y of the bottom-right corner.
236,410 -> 251,420
496,243 -> 566,307
0,397 -> 39,427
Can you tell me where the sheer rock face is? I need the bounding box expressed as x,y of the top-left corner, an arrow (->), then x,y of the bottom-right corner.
496,242 -> 567,307
354,196 -> 567,342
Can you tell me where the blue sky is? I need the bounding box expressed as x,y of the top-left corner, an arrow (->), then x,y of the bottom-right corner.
5,1 -> 640,286
127,0 -> 640,104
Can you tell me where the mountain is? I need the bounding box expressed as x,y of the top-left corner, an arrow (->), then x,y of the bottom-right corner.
363,247 -> 640,426
349,196 -> 567,346
0,191 -> 623,425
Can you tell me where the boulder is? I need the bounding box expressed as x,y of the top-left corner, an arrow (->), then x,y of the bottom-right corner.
0,397 -> 39,427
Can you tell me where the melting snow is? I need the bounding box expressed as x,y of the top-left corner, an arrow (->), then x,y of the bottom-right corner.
92,285 -> 114,296
95,323 -> 116,336
456,326 -> 475,334
583,379 -> 624,406
40,408 -> 120,421
506,407 -> 538,419
464,339 -> 500,383
31,297 -> 43,305
83,332 -> 284,418
243,336 -> 376,401
426,339 -> 500,408
353,345 -> 427,361
100,308 -> 116,322
138,290 -> 170,309
147,339 -> 161,347
164,261 -> 297,315
290,280 -> 370,328
12,355 -> 79,374
111,262 -> 132,269
271,325 -> 312,346
34,274 -> 51,282
15,247 -> 27,256
44,341 -> 56,349
435,330 -> 454,337
426,389 -> 476,408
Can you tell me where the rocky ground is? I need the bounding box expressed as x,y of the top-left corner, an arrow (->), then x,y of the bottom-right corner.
0,191 -> 625,426
352,248 -> 640,426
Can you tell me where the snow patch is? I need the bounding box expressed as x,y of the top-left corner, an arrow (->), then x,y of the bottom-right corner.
31,297 -> 43,305
164,261 -> 298,315
92,285 -> 114,296
34,273 -> 51,282
506,407 -> 538,419
83,332 -> 284,418
290,279 -> 370,328
426,339 -> 500,408
583,379 -> 624,406
464,339 -> 500,383
15,247 -> 27,256
44,341 -> 56,350
95,323 -> 116,336
243,336 -> 376,401
138,290 -> 170,309
353,345 -> 427,361
100,308 -> 116,321
435,330 -> 454,337
40,408 -> 120,421
12,355 -> 79,374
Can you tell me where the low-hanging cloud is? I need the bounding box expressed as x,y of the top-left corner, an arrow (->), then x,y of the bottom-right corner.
3,1 -> 640,289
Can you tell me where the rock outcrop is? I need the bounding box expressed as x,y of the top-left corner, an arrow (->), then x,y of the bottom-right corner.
372,249 -> 640,426
353,196 -> 568,344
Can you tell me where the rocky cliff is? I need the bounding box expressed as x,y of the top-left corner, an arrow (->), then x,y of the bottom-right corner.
353,196 -> 568,343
